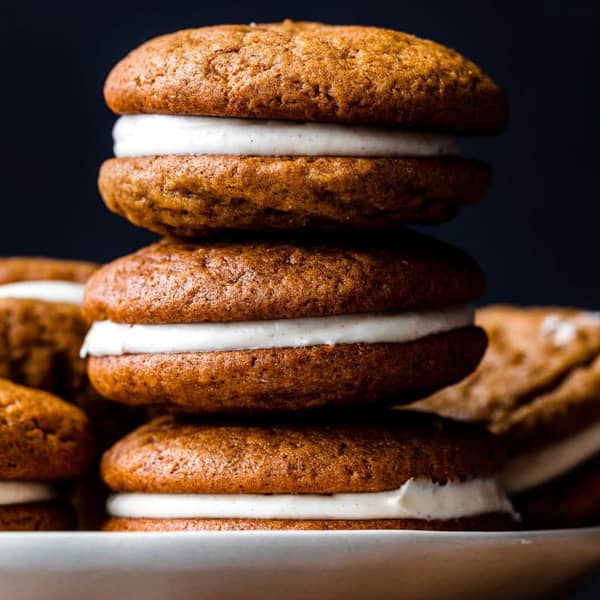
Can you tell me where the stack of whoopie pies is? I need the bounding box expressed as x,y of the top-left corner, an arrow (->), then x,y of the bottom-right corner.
0,258 -> 99,530
0,379 -> 94,530
82,21 -> 519,531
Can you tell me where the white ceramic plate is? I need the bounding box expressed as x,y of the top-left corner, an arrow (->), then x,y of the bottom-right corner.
0,528 -> 599,599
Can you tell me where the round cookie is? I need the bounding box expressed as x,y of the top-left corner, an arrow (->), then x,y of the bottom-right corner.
82,233 -> 487,413
413,305 -> 600,528
100,21 -> 505,237
0,379 -> 95,530
99,155 -> 491,238
101,413 -> 517,531
0,257 -> 149,528
105,21 -> 507,132
0,257 -> 97,402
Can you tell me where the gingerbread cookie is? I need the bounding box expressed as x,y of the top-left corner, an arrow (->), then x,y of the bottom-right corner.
414,305 -> 600,528
0,379 -> 94,530
82,233 -> 487,413
99,21 -> 505,236
101,412 -> 516,531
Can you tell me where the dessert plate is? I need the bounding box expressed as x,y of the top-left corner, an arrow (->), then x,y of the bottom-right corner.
0,528 -> 598,599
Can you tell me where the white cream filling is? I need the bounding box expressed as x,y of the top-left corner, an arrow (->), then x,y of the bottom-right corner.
502,420 -> 600,494
107,477 -> 515,521
0,281 -> 85,305
113,114 -> 459,158
0,482 -> 55,506
80,304 -> 473,358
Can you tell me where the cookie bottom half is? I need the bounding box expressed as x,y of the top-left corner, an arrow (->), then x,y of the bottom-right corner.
88,327 -> 487,413
0,501 -> 76,531
104,513 -> 515,532
99,156 -> 490,237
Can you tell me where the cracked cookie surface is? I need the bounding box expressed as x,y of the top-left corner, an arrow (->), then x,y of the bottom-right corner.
105,21 -> 507,134
101,413 -> 514,531
0,257 -> 98,403
102,412 -> 503,494
82,232 -> 484,324
98,156 -> 490,237
83,234 -> 486,412
0,379 -> 95,480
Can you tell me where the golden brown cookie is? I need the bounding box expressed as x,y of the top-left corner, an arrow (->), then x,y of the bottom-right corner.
101,413 -> 516,531
102,22 -> 505,236
0,258 -> 149,528
82,234 -> 487,412
412,305 -> 600,528
0,379 -> 94,531
0,379 -> 94,480
0,257 -> 97,402
0,299 -> 89,400
98,156 -> 490,237
83,233 -> 483,324
87,330 -> 486,413
414,306 -> 600,448
105,21 -> 507,133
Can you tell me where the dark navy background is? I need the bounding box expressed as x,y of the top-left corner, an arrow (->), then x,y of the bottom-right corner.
1,1 -> 599,595
1,1 -> 598,308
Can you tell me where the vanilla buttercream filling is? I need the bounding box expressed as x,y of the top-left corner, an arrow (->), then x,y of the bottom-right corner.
0,281 -> 85,305
80,304 -> 473,358
0,482 -> 55,506
107,477 -> 515,521
113,114 -> 459,158
502,420 -> 600,494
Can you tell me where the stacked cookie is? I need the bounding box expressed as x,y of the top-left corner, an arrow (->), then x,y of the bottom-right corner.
0,379 -> 94,530
415,306 -> 600,528
0,257 -> 97,402
83,21 -> 517,531
0,258 -> 99,529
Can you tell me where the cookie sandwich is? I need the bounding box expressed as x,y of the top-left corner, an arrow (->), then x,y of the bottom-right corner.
99,21 -> 506,237
0,379 -> 94,530
414,305 -> 600,527
101,412 -> 516,531
0,257 -> 97,402
81,232 -> 487,413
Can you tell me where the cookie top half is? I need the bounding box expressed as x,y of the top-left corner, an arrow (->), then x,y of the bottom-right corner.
105,21 -> 507,134
102,412 -> 502,494
83,233 -> 484,324
0,379 -> 95,481
0,257 -> 98,285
